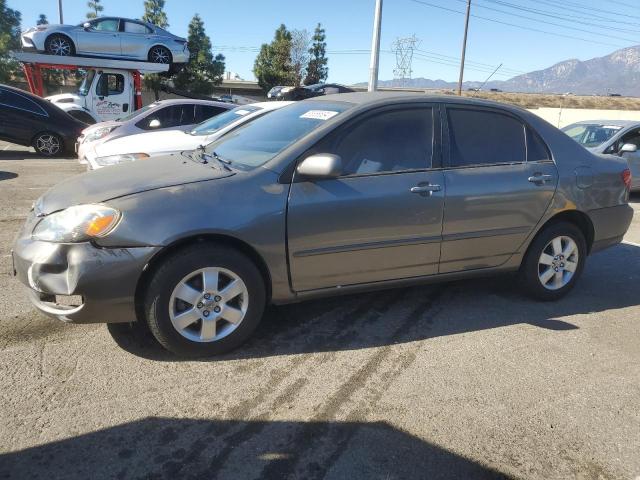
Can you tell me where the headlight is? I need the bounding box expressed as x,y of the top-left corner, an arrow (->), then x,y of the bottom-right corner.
83,126 -> 117,143
32,204 -> 121,243
94,152 -> 149,166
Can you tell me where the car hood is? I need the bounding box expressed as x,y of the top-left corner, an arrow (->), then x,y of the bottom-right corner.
95,129 -> 208,157
36,154 -> 233,214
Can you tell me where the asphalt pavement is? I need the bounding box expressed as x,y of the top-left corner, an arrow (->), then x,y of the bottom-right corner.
0,142 -> 639,480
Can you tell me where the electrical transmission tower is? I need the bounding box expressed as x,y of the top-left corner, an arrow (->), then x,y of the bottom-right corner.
392,35 -> 420,87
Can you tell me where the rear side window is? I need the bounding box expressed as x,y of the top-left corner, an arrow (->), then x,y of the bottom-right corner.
0,88 -> 47,116
195,105 -> 228,123
447,108 -> 526,167
330,107 -> 434,176
124,21 -> 152,34
526,127 -> 551,161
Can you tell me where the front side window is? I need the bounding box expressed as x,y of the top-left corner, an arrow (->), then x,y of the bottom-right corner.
447,108 -> 526,167
92,19 -> 119,32
327,107 -> 433,176
97,73 -> 124,96
610,129 -> 640,154
0,88 -> 47,116
137,105 -> 182,130
206,101 -> 353,170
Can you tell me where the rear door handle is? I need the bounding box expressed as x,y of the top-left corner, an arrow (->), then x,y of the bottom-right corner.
528,173 -> 553,184
410,184 -> 441,196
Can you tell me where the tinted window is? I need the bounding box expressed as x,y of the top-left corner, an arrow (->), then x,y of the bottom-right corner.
195,105 -> 228,123
137,105 -> 183,129
92,19 -> 119,32
97,73 -> 124,96
526,128 -> 550,161
330,108 -> 433,176
124,21 -> 151,34
447,108 -> 526,167
0,88 -> 47,116
562,124 -> 621,148
611,129 -> 640,154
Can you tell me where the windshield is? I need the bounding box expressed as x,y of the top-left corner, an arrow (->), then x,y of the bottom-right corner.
117,103 -> 158,122
78,70 -> 96,96
205,101 -> 352,170
190,105 -> 261,135
562,123 -> 622,148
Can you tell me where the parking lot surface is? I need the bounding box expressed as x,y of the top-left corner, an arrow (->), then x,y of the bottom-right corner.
1,142 -> 639,480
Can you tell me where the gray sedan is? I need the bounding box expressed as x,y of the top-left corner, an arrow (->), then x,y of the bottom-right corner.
562,120 -> 640,191
12,93 -> 634,356
21,17 -> 189,65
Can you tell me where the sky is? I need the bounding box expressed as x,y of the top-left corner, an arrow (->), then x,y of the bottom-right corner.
10,0 -> 640,85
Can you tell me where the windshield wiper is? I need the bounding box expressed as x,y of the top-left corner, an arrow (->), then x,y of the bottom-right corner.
196,145 -> 232,171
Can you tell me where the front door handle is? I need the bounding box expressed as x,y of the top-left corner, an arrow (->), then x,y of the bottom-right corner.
528,173 -> 553,185
410,184 -> 441,196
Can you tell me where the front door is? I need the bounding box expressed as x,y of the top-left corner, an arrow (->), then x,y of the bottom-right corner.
439,106 -> 558,273
76,18 -> 121,56
91,71 -> 131,121
287,105 -> 445,292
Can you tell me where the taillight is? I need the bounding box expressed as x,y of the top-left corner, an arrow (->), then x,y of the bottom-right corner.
622,168 -> 632,190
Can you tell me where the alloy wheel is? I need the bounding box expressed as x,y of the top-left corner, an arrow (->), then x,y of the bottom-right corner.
150,47 -> 170,64
48,37 -> 72,56
169,267 -> 249,342
35,134 -> 61,156
537,235 -> 579,290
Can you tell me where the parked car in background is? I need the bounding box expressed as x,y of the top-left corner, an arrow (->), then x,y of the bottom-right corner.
0,84 -> 85,156
21,17 -> 189,66
77,99 -> 233,163
12,93 -> 634,356
562,120 -> 640,191
83,101 -> 292,169
268,83 -> 355,101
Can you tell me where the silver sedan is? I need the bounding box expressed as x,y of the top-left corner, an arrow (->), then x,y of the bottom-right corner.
21,16 -> 189,65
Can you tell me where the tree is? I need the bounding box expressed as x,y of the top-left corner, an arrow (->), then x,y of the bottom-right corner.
142,0 -> 168,28
304,23 -> 328,85
173,14 -> 225,95
0,0 -> 21,83
253,24 -> 293,94
36,14 -> 48,25
290,29 -> 310,87
86,0 -> 103,19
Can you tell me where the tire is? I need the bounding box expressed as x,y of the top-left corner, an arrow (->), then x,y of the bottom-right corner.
148,45 -> 172,64
519,221 -> 587,301
45,34 -> 75,56
33,132 -> 64,157
143,244 -> 266,357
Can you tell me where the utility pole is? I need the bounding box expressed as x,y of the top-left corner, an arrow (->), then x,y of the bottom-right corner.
457,0 -> 471,96
368,0 -> 383,92
58,0 -> 64,24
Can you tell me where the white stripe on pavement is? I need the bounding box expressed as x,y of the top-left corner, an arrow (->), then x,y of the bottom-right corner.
623,240 -> 640,248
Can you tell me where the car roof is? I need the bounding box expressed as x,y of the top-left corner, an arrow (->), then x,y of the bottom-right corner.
248,101 -> 295,110
153,99 -> 234,108
565,119 -> 640,128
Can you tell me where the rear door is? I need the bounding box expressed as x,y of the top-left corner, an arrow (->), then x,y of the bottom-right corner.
287,105 -> 445,291
439,105 -> 557,273
119,20 -> 153,59
76,18 -> 122,56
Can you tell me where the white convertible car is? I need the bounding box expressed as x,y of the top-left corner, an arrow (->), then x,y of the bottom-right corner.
82,101 -> 292,170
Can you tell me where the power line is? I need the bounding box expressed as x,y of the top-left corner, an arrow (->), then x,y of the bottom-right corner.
409,0 -> 626,48
526,0 -> 640,28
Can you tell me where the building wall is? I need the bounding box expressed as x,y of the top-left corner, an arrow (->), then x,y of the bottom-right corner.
529,108 -> 640,128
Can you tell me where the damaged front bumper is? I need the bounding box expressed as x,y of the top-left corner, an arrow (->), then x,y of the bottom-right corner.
12,232 -> 160,324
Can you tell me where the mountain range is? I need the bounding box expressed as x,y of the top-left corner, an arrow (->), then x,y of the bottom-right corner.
356,45 -> 640,97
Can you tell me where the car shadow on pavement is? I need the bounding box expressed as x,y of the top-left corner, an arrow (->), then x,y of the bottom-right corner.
0,417 -> 511,480
0,150 -> 74,161
108,242 -> 640,362
0,172 -> 18,181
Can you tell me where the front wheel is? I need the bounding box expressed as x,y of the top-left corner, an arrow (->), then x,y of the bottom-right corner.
143,244 -> 266,356
33,132 -> 63,157
519,221 -> 587,301
45,34 -> 75,56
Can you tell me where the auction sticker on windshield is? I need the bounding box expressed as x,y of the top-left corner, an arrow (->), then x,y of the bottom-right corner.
300,110 -> 340,120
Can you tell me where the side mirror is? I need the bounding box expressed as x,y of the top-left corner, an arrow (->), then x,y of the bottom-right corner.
83,22 -> 91,30
148,119 -> 161,128
619,143 -> 637,156
297,154 -> 342,179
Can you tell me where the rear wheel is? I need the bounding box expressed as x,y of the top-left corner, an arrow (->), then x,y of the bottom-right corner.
148,46 -> 172,64
143,244 -> 266,356
45,34 -> 75,56
33,132 -> 63,157
519,221 -> 586,301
